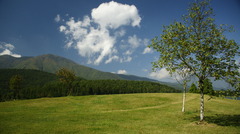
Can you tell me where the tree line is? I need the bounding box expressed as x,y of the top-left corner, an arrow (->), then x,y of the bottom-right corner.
0,69 -> 180,101
189,81 -> 239,99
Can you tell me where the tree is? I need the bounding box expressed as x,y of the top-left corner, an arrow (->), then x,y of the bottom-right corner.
189,83 -> 198,93
56,68 -> 76,95
173,69 -> 192,112
149,0 -> 239,121
9,74 -> 23,99
203,78 -> 214,96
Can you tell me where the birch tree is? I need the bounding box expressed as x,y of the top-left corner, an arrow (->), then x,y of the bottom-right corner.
149,0 -> 239,121
173,69 -> 192,112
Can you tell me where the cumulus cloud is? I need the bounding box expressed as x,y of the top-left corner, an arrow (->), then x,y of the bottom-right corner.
91,1 -> 141,29
0,42 -> 21,58
58,1 -> 142,65
117,69 -> 127,74
149,68 -> 171,80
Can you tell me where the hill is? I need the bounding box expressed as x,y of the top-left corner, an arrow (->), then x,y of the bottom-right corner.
0,54 -> 157,82
0,93 -> 239,133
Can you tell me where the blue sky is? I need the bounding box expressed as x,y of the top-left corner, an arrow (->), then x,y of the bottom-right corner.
0,0 -> 239,83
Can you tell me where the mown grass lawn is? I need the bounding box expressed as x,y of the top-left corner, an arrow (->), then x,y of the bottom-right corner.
0,93 -> 239,134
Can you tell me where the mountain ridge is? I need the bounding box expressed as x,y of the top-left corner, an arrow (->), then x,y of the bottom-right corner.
0,54 -> 157,82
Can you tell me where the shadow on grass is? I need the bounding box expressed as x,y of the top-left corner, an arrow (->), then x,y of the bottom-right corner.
189,114 -> 240,126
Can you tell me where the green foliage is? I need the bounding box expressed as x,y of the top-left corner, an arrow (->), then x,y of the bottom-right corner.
9,74 -> 23,99
0,69 -> 58,101
189,83 -> 198,93
56,68 -> 76,95
149,0 -> 239,84
75,80 -> 179,95
189,79 -> 214,96
214,89 -> 240,99
203,78 -> 214,95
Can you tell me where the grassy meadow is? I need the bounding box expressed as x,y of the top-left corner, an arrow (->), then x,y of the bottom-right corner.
0,93 -> 239,134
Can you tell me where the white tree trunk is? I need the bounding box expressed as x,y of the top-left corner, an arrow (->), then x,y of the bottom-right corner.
182,81 -> 187,112
199,80 -> 204,121
200,90 -> 204,121
182,90 -> 186,112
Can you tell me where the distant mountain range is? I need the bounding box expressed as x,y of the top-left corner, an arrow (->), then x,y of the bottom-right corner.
0,54 -> 158,82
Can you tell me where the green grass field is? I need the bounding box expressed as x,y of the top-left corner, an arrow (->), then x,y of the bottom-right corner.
0,93 -> 239,134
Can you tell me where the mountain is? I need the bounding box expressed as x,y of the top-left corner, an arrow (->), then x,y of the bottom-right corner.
0,54 -> 157,82
0,54 -> 122,80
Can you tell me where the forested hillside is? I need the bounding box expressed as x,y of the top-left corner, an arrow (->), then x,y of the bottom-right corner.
0,69 -> 180,101
0,69 -> 58,89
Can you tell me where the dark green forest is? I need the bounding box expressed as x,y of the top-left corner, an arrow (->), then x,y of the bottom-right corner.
0,69 -> 180,101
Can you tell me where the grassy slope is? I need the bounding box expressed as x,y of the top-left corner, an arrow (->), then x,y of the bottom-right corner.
0,93 -> 239,134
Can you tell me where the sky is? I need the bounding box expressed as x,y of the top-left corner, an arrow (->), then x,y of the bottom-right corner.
0,0 -> 239,84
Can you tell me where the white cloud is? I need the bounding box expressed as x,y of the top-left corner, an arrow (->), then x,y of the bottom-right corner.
127,35 -> 149,51
128,34 -> 141,48
124,50 -> 133,55
58,1 -> 142,65
149,68 -> 171,80
5,43 -> 15,50
114,29 -> 126,37
105,55 -> 119,64
91,1 -> 141,29
55,14 -> 61,22
59,16 -> 116,65
149,68 -> 192,82
142,47 -> 153,54
59,25 -> 66,32
75,27 -> 116,65
0,49 -> 21,58
120,56 -> 132,63
0,42 -> 21,58
117,69 -> 127,74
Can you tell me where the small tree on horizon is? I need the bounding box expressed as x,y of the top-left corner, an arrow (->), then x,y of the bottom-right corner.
189,83 -> 198,93
149,0 -> 239,121
9,74 -> 23,99
56,68 -> 76,95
